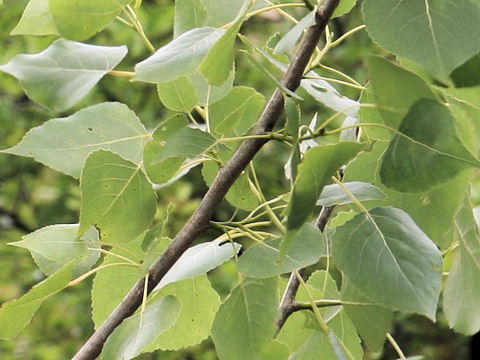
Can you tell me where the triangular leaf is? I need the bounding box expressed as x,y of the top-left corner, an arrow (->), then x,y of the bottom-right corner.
380,99 -> 480,192
332,206 -> 443,320
317,181 -> 387,207
0,40 -> 127,111
11,0 -> 58,36
3,102 -> 148,178
9,224 -> 100,277
79,150 -> 157,244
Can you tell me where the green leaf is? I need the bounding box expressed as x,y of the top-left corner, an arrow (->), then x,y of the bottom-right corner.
0,263 -> 73,339
92,235 -> 145,327
173,0 -> 207,37
11,0 -> 58,36
344,141 -> 473,249
79,150 -> 157,244
237,223 -> 325,278
364,0 -> 480,81
189,70 -> 235,105
367,56 -> 436,129
209,86 -> 265,138
317,181 -> 387,207
49,0 -> 132,40
102,295 -> 181,360
151,127 -> 216,165
147,276 -> 221,350
157,77 -> 198,113
285,98 -> 300,143
143,114 -> 201,186
0,40 -> 127,112
3,102 -> 148,178
133,27 -> 225,83
153,239 -> 241,291
332,0 -> 357,18
451,54 -> 480,87
287,142 -> 364,231
274,10 -> 315,54
341,277 -> 392,352
380,99 -> 480,192
332,207 -> 443,319
444,201 -> 480,334
212,277 -> 278,360
200,0 -> 250,85
9,224 -> 100,277
202,161 -> 258,211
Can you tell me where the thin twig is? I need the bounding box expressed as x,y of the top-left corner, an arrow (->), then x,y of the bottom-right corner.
72,2 -> 340,359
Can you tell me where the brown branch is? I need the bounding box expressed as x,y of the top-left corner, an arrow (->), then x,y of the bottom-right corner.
73,2 -> 340,359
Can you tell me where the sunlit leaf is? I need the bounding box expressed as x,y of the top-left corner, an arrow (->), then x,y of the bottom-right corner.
134,27 -> 225,83
11,0 -> 58,36
102,295 -> 181,360
153,240 -> 241,291
3,102 -> 148,178
9,224 -> 100,277
0,40 -> 127,111
147,276 -> 221,350
49,0 -> 132,40
79,150 -> 157,244
317,181 -> 387,207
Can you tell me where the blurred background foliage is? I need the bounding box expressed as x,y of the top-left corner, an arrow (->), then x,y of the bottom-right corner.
0,0 -> 472,358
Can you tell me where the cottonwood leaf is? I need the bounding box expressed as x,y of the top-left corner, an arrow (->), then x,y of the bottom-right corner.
444,201 -> 480,334
0,263 -> 73,339
332,0 -> 357,18
274,10 -> 315,54
79,150 -> 157,244
368,56 -> 436,130
153,239 -> 241,291
9,224 -> 100,277
0,40 -> 127,111
11,0 -> 58,36
380,99 -> 480,192
49,0 -> 132,40
92,234 -> 146,327
151,127 -> 215,165
364,0 -> 480,81
102,295 -> 181,360
189,70 -> 235,105
134,27 -> 225,83
238,223 -> 324,278
147,276 -> 221,350
199,0 -> 250,85
157,77 -> 198,113
317,181 -> 387,207
173,0 -> 207,37
332,206 -> 443,320
287,142 -> 364,232
212,277 -> 278,360
3,102 -> 148,178
341,277 -> 393,352
209,86 -> 265,138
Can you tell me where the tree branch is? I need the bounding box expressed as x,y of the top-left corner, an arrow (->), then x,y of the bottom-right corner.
73,2 -> 340,359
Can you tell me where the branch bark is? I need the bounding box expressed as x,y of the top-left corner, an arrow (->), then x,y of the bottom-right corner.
73,1 -> 340,359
